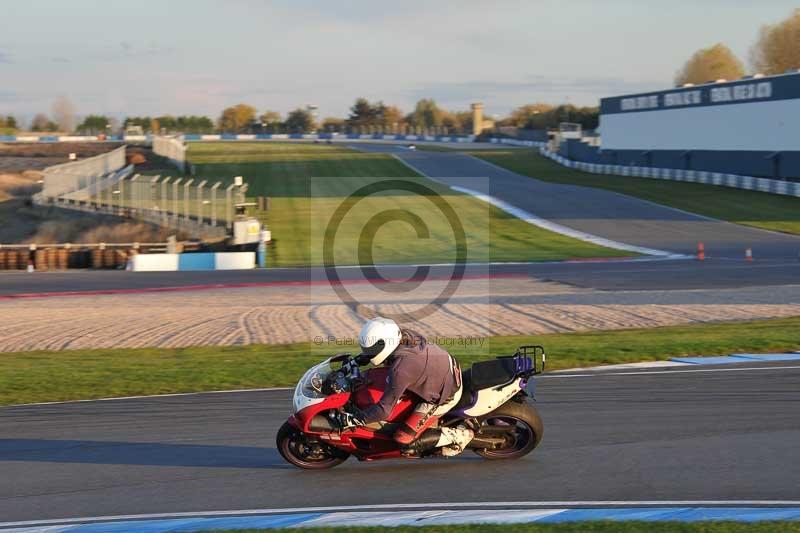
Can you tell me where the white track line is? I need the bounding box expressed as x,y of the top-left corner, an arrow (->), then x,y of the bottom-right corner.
4,501 -> 800,528
451,185 -> 678,257
542,364 -> 800,378
6,364 -> 798,409
392,153 -> 682,258
5,387 -> 292,408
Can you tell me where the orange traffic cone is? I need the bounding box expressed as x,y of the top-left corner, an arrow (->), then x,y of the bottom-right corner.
745,248 -> 753,262
697,242 -> 705,261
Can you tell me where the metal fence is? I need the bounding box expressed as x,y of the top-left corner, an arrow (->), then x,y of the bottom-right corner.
40,146 -> 127,198
34,145 -> 244,239
152,135 -> 187,171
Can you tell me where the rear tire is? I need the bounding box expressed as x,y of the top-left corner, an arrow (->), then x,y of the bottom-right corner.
276,422 -> 349,470
472,400 -> 543,460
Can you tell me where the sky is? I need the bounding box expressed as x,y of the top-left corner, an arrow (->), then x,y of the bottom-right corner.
0,0 -> 798,124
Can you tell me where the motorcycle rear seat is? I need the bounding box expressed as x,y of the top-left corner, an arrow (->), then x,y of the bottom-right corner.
468,357 -> 518,390
452,358 -> 519,411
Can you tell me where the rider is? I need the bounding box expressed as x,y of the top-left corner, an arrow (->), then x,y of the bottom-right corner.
344,317 -> 474,457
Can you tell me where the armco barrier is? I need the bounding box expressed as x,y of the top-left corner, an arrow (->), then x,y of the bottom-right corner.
490,138 -> 548,149
540,148 -> 800,198
181,133 -> 476,143
1,133 -> 476,143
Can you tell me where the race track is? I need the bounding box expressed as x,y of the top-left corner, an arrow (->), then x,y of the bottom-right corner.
2,362 -> 799,522
355,144 -> 800,260
2,258 -> 800,297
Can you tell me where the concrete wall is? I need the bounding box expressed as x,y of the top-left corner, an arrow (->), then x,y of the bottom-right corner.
541,147 -> 800,198
131,252 -> 255,272
559,139 -> 800,180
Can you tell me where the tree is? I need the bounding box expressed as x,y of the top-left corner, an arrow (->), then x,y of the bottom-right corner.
124,116 -> 152,132
375,103 -> 405,131
408,99 -> 444,129
51,96 -> 76,133
218,103 -> 256,133
751,9 -> 800,75
156,115 -> 178,132
498,103 -> 599,131
30,113 -> 52,132
257,110 -> 281,133
503,103 -> 554,128
284,108 -> 315,133
76,115 -> 110,134
675,43 -> 744,86
1,115 -> 17,130
347,97 -> 377,129
321,117 -> 345,132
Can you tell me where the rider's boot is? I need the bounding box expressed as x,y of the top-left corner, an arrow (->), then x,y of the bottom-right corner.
436,426 -> 474,457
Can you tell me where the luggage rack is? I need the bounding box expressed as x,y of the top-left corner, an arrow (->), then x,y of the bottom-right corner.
496,345 -> 546,375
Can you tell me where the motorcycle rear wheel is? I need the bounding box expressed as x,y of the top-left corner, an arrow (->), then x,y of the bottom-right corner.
276,422 -> 349,470
472,400 -> 543,460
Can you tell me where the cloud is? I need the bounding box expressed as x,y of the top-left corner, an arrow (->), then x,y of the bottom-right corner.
95,41 -> 174,62
0,51 -> 11,64
0,90 -> 18,103
404,77 -> 666,108
51,56 -> 70,64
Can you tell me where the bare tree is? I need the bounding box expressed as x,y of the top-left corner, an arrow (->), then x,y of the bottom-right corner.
751,8 -> 800,75
52,96 -> 76,133
30,113 -> 51,132
675,43 -> 744,86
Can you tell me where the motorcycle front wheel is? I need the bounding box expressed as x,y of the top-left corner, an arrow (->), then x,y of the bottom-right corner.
276,422 -> 350,470
472,400 -> 543,460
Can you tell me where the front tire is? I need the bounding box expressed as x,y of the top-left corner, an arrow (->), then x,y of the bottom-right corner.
472,400 -> 543,460
276,422 -> 349,470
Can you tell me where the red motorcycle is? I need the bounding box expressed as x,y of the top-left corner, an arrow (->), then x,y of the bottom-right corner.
276,346 -> 545,469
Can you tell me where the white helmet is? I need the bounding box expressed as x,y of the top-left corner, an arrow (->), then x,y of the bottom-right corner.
358,317 -> 402,365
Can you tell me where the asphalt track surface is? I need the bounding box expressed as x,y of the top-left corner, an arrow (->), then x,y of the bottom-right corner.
3,142 -> 799,295
1,259 -> 798,296
1,362 -> 798,522
355,143 -> 800,260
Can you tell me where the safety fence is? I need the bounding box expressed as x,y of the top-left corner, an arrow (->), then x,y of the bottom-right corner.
0,242 -> 202,271
152,135 -> 187,171
540,148 -> 800,198
39,146 -> 127,198
34,145 -> 240,239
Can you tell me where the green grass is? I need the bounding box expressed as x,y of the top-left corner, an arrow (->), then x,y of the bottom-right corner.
216,522 -> 799,533
474,149 -> 800,235
2,316 -> 799,406
185,142 -> 629,266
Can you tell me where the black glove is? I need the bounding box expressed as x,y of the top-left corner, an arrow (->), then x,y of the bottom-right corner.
355,352 -> 372,366
341,358 -> 361,375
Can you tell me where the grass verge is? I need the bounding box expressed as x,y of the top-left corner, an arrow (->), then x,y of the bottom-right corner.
473,149 -> 800,235
185,142 -> 629,266
216,522 -> 800,533
2,316 -> 799,406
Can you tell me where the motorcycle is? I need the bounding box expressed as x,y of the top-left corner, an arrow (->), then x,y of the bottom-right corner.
276,345 -> 545,469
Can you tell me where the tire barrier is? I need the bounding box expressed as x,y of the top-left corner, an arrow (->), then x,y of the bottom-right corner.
0,243 -> 184,270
